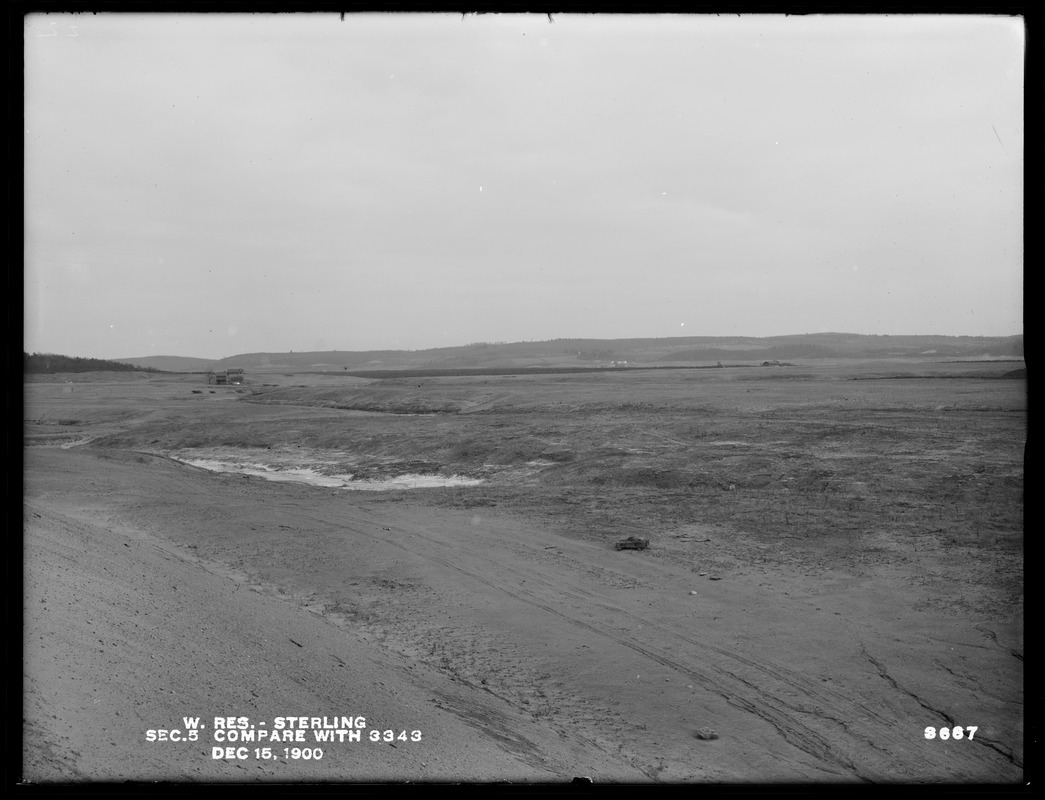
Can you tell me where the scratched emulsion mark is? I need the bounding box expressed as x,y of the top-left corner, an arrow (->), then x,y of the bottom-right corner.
991,124 -> 1013,162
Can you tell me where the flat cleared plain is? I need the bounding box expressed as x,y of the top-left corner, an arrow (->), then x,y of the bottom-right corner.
23,360 -> 1024,783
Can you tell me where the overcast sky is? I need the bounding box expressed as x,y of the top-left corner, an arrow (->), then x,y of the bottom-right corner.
24,13 -> 1024,360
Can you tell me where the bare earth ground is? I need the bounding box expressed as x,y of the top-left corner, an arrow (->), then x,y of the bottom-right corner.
22,362 -> 1024,784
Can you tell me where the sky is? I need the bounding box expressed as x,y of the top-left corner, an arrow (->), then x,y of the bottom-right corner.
24,13 -> 1024,360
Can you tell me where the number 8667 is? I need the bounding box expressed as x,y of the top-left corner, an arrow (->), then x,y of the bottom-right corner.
925,726 -> 977,740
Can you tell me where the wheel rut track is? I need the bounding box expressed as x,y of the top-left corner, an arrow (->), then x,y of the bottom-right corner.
105,457 -> 1016,783
374,518 -> 1018,781
274,511 -> 905,780
382,530 -> 874,780
863,647 -> 1022,769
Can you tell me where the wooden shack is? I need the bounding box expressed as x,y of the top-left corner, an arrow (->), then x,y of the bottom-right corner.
206,368 -> 245,385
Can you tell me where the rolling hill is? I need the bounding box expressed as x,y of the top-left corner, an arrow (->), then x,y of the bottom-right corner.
116,333 -> 1023,375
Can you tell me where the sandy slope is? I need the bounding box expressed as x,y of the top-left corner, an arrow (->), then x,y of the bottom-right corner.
22,445 -> 1022,784
23,500 -> 602,783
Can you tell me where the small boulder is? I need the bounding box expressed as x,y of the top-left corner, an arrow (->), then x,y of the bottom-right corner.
614,536 -> 650,551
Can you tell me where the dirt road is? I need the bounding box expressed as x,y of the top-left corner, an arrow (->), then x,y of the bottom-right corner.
24,443 -> 1023,783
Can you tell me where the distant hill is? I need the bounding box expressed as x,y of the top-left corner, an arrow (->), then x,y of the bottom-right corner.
24,352 -> 157,374
116,355 -> 220,372
191,333 -> 1023,374
656,333 -> 1025,363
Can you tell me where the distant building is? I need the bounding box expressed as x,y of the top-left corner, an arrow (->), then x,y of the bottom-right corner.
206,368 -> 245,385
